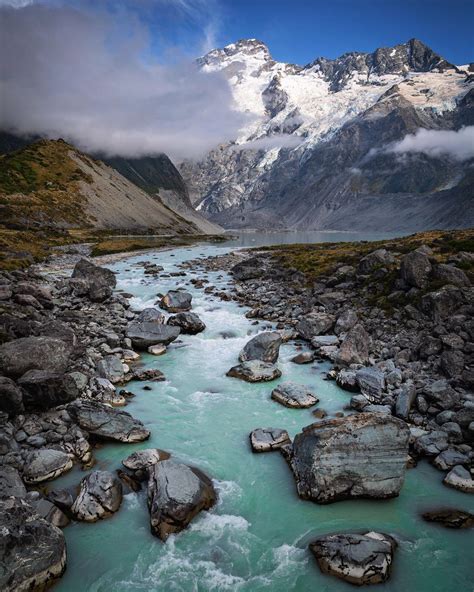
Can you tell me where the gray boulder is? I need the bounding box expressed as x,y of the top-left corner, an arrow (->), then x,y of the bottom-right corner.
296,313 -> 334,340
336,370 -> 359,393
414,431 -> 449,457
231,257 -> 264,281
0,336 -> 72,378
250,428 -> 291,452
310,531 -> 396,585
227,361 -> 282,383
0,466 -> 26,498
17,370 -> 80,411
23,449 -> 73,484
160,290 -> 192,312
0,497 -> 66,592
126,319 -> 180,349
400,250 -> 432,288
0,376 -> 24,416
136,308 -> 166,323
147,460 -> 216,540
291,413 -> 410,503
71,471 -> 123,522
336,324 -> 370,366
422,508 -> 474,529
421,286 -> 463,323
423,380 -> 458,410
122,448 -> 170,480
72,258 -> 116,302
271,382 -> 319,408
334,309 -> 358,335
356,367 -> 386,401
239,331 -> 282,364
30,498 -> 70,529
168,312 -> 206,334
97,354 -> 125,384
395,382 -> 417,420
67,400 -> 150,442
433,448 -> 470,471
358,249 -> 395,274
433,263 -> 470,287
291,351 -> 315,364
443,465 -> 474,493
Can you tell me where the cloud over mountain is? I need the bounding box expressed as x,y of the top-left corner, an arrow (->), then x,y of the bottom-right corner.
387,126 -> 474,162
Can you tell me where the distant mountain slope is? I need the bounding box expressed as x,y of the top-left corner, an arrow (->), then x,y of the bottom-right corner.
180,38 -> 473,231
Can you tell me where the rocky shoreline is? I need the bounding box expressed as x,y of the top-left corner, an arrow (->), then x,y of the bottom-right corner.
0,234 -> 473,590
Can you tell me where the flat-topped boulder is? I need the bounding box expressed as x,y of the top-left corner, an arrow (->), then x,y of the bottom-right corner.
0,336 -> 72,378
67,400 -> 150,442
0,497 -> 66,592
291,413 -> 410,503
271,382 -> 319,408
250,428 -> 291,452
239,331 -> 282,364
160,290 -> 192,312
422,508 -> 474,529
168,312 -> 206,334
310,531 -> 396,585
227,360 -> 282,383
71,471 -> 123,522
126,319 -> 180,349
147,460 -> 216,541
72,258 -> 116,302
23,449 -> 73,484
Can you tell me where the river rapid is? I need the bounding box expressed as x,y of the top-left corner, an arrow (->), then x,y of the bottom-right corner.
52,232 -> 474,592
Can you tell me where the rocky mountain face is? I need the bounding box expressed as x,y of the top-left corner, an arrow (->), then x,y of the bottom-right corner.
180,39 -> 473,231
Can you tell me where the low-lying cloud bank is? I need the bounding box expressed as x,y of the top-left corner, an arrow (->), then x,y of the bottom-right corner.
387,126 -> 474,162
0,4 -> 247,160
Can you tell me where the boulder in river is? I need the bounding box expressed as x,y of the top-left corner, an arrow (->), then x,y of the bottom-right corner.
250,428 -> 291,452
0,497 -> 67,592
160,290 -> 192,312
122,448 -> 171,480
168,312 -> 206,334
147,460 -> 216,541
422,508 -> 474,529
0,336 -> 72,378
226,360 -> 282,383
71,258 -> 116,302
271,382 -> 319,408
443,465 -> 474,493
71,471 -> 123,522
126,319 -> 180,349
239,331 -> 282,364
291,413 -> 410,503
310,531 -> 396,585
23,449 -> 73,484
67,400 -> 150,442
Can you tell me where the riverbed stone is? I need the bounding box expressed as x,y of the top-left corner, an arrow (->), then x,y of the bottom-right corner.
336,324 -> 369,366
17,370 -> 80,411
433,448 -> 470,470
297,313 -> 334,340
122,448 -> 171,475
71,471 -> 123,522
23,449 -> 73,484
126,320 -> 180,349
239,331 -> 282,363
395,382 -> 417,420
147,460 -> 216,541
97,354 -> 125,384
226,360 -> 282,382
72,258 -> 116,302
291,413 -> 410,503
250,428 -> 291,452
310,531 -> 396,585
422,508 -> 474,528
0,376 -> 24,416
67,400 -> 150,442
0,466 -> 27,498
148,344 -> 167,355
0,336 -> 72,378
168,312 -> 206,334
271,382 -> 319,408
443,465 -> 474,493
336,370 -> 359,392
291,351 -> 315,364
160,290 -> 192,312
30,498 -> 70,529
355,367 -> 386,401
0,497 -> 67,592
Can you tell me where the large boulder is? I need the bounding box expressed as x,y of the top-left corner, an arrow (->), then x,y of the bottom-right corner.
126,319 -> 180,349
71,258 -> 116,302
394,382 -> 417,420
250,428 -> 291,452
443,465 -> 474,493
421,286 -> 463,323
122,448 -> 170,480
0,497 -> 66,592
230,257 -> 264,281
310,531 -> 396,585
358,249 -> 395,274
226,361 -> 282,383
355,367 -> 386,402
291,413 -> 410,503
0,376 -> 24,416
239,331 -> 282,364
67,400 -> 150,442
17,370 -> 80,411
336,324 -> 369,366
422,508 -> 474,529
271,382 -> 319,408
296,313 -> 334,340
432,263 -> 470,287
96,354 -> 125,384
147,460 -> 216,541
23,449 -> 73,484
0,466 -> 27,498
71,471 -> 123,522
167,312 -> 206,335
0,336 -> 72,378
400,250 -> 432,288
334,309 -> 358,335
160,290 -> 192,312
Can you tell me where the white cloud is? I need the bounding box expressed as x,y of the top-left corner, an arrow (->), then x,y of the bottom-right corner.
237,135 -> 303,151
0,3 -> 245,160
387,126 -> 474,162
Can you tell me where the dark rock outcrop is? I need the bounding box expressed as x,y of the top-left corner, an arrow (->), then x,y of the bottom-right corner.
160,290 -> 192,312
0,336 -> 72,378
71,470 -> 123,522
239,331 -> 282,363
167,312 -> 206,334
71,258 -> 116,302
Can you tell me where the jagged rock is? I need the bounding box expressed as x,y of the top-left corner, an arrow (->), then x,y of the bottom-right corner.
422,508 -> 474,529
311,335 -> 339,348
334,309 -> 358,335
395,382 -> 417,420
310,531 -> 396,585
336,369 -> 359,392
0,466 -> 26,498
126,319 -> 180,349
30,498 -> 70,528
440,349 -> 465,378
250,428 -> 291,452
168,312 -> 206,334
72,258 -> 116,302
97,354 -> 125,384
271,382 -> 319,408
296,313 -> 334,340
414,430 -> 449,457
0,336 -> 72,378
0,497 -> 66,592
226,360 -> 282,382
231,257 -> 264,281
71,471 -> 123,522
433,448 -> 469,470
443,465 -> 474,493
336,324 -> 369,366
433,263 -> 470,287
423,380 -> 458,410
122,448 -> 171,478
421,286 -> 463,322
147,460 -> 216,541
136,308 -> 166,323
67,400 -> 150,442
350,394 -> 370,411
358,249 -> 395,274
47,489 -> 75,514
356,367 -> 386,401
160,290 -> 192,312
23,449 -> 73,484
239,331 -> 282,363
291,351 -> 315,364
291,413 -> 410,503
400,250 -> 432,288
132,368 -> 165,382
0,376 -> 24,416
17,370 -> 80,411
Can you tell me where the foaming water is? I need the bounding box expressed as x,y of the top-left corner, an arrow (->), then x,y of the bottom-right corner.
54,234 -> 474,592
